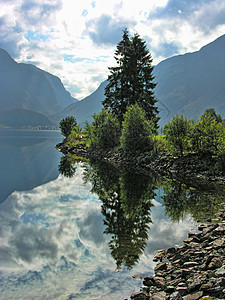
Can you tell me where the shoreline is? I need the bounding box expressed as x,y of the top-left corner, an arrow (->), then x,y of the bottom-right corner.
56,142 -> 225,186
56,142 -> 225,299
128,204 -> 225,300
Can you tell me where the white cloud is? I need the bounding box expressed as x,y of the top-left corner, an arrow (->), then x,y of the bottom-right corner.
0,0 -> 224,99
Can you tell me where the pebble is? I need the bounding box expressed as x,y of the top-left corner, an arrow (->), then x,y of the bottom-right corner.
129,206 -> 225,299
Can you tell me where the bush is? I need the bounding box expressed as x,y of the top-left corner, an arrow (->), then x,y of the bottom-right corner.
120,103 -> 154,154
89,109 -> 120,150
163,114 -> 192,156
59,116 -> 77,138
191,112 -> 224,156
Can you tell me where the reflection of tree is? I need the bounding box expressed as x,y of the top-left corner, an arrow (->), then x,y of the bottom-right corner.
162,181 -> 189,222
83,161 -> 156,270
162,179 -> 225,223
58,155 -> 76,178
188,188 -> 225,222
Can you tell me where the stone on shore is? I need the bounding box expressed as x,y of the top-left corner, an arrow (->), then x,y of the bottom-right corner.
129,204 -> 225,300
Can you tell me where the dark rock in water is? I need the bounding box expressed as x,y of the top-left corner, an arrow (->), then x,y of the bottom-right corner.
128,203 -> 225,300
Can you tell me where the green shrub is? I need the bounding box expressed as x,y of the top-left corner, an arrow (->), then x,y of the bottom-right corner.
120,103 -> 154,154
59,116 -> 77,138
163,114 -> 192,156
89,109 -> 120,150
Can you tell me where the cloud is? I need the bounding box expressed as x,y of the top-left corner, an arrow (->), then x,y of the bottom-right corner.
18,0 -> 63,27
153,40 -> 182,58
85,14 -> 136,46
0,0 -> 224,100
192,0 -> 225,34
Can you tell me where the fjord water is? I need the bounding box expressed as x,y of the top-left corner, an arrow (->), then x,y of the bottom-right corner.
0,129 -> 224,300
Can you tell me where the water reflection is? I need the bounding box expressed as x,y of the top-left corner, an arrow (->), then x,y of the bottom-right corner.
0,129 -> 61,203
58,155 -> 77,178
161,178 -> 225,223
59,157 -> 225,271
83,162 -> 156,270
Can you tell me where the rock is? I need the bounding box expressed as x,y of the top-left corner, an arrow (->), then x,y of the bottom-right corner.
154,276 -> 166,289
129,208 -> 225,300
215,265 -> 225,276
170,291 -> 183,299
153,249 -> 166,262
143,276 -> 155,287
183,291 -> 203,300
208,257 -> 222,269
152,291 -> 166,300
200,283 -> 212,290
212,237 -> 224,247
154,261 -> 167,272
167,247 -> 176,255
165,286 -> 175,293
176,286 -> 188,296
182,261 -> 198,268
132,274 -> 143,280
130,291 -> 149,299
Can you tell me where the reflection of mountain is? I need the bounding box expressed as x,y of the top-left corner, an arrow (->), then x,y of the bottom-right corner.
0,130 -> 61,203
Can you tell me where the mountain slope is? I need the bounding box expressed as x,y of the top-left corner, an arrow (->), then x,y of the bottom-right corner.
0,109 -> 53,127
51,81 -> 108,126
154,34 -> 225,126
0,48 -> 77,126
53,34 -> 225,127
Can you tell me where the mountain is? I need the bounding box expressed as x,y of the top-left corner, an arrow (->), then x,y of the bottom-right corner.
0,108 -> 53,127
0,48 -> 77,127
51,81 -> 108,126
1,34 -> 224,128
53,34 -> 225,127
154,34 -> 225,126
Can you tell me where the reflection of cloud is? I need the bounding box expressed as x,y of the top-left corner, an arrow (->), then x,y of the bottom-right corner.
0,166 -> 198,299
9,225 -> 58,263
78,211 -> 106,245
145,201 -> 198,253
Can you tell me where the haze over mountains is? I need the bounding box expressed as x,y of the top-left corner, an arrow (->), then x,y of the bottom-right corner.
0,34 -> 224,128
0,48 -> 77,127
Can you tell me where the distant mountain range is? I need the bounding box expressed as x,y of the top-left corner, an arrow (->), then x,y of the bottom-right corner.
0,34 -> 224,128
0,48 -> 77,127
51,34 -> 225,127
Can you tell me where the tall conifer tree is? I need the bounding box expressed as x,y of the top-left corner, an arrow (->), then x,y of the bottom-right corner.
103,29 -> 159,131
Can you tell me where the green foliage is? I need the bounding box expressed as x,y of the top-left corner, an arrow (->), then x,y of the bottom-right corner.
59,116 -> 77,137
191,109 -> 224,156
152,135 -> 168,152
163,114 -> 192,156
120,103 -> 154,154
88,109 -> 120,150
103,29 -> 159,131
66,127 -> 87,147
58,154 -> 76,178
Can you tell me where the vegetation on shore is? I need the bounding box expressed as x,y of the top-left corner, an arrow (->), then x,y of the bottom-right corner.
58,29 -> 225,178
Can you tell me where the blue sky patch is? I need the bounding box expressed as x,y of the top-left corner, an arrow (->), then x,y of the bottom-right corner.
24,30 -> 49,42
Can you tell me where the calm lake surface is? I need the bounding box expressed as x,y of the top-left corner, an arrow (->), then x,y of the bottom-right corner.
0,129 -> 224,300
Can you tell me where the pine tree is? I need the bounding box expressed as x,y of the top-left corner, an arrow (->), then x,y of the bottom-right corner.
103,29 -> 159,131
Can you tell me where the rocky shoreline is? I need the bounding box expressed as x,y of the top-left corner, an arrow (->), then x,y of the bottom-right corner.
128,204 -> 225,300
56,141 -> 225,185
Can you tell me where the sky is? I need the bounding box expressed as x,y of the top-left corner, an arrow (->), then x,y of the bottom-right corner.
0,0 -> 225,100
